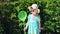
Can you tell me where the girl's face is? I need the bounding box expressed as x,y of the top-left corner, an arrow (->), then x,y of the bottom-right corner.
32,9 -> 38,15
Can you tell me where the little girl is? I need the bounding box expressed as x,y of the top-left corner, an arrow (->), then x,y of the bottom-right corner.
24,4 -> 41,34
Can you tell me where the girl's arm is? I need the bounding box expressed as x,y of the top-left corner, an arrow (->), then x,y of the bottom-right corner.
25,21 -> 29,29
38,16 -> 43,31
38,16 -> 41,27
38,16 -> 41,32
24,14 -> 30,31
24,20 -> 29,31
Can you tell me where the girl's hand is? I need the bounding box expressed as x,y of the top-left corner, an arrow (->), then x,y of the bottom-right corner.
40,27 -> 43,32
41,27 -> 43,30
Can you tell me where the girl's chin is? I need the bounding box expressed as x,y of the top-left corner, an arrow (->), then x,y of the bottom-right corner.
33,14 -> 37,15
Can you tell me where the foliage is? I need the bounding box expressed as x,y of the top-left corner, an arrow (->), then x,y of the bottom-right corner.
0,0 -> 60,34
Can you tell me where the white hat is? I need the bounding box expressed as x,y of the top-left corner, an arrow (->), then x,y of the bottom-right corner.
31,4 -> 38,9
28,4 -> 40,13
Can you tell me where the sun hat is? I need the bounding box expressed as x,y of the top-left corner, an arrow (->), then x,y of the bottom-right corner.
31,4 -> 40,13
28,4 -> 40,13
31,4 -> 38,9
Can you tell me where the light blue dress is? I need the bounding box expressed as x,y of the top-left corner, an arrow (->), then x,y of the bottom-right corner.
28,14 -> 40,34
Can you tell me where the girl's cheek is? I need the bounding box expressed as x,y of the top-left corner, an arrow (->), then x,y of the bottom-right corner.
33,12 -> 36,15
34,13 -> 36,15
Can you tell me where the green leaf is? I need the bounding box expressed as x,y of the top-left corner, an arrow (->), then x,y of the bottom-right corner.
56,30 -> 60,32
15,6 -> 20,12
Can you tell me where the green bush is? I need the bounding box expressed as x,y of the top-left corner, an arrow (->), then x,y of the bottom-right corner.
0,0 -> 60,34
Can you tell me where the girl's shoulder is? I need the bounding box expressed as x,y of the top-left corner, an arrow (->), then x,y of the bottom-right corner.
36,15 -> 40,17
36,15 -> 41,19
28,14 -> 32,18
28,14 -> 32,17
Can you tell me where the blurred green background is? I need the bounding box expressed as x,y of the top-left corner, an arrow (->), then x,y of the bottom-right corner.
0,0 -> 60,34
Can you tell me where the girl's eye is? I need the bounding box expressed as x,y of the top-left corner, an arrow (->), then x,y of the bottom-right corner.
32,9 -> 37,12
32,10 -> 34,12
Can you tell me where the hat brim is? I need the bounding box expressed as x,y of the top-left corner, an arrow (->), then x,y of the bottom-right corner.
28,6 -> 40,13
37,9 -> 40,13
